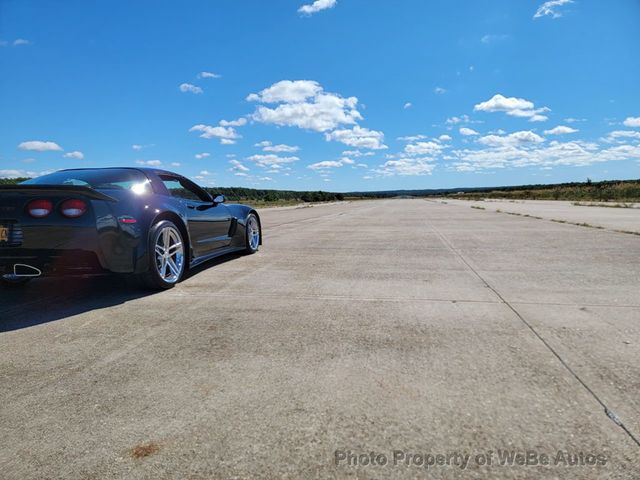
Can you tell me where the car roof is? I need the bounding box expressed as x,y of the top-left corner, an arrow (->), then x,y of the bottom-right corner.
58,166 -> 180,177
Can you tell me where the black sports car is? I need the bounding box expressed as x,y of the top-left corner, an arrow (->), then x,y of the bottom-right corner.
0,167 -> 261,289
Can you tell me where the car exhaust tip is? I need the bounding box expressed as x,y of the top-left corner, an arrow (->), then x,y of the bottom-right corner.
2,264 -> 42,279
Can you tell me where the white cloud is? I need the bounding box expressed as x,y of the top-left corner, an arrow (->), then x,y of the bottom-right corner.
534,0 -> 573,19
404,141 -> 444,156
63,151 -> 84,160
298,0 -> 337,16
325,126 -> 387,149
477,130 -> 545,147
438,134 -> 452,141
451,139 -> 640,172
308,160 -> 343,170
247,80 -> 322,103
13,39 -> 30,46
342,150 -> 374,157
0,169 -> 39,178
219,117 -> 247,127
179,83 -> 203,94
171,162 -> 181,167
195,152 -> 210,159
434,87 -> 447,95
255,140 -> 300,153
623,117 -> 640,128
246,154 -> 300,168
200,170 -> 211,176
229,159 -> 250,173
189,124 -> 240,144
604,130 -> 640,142
474,94 -> 550,122
398,134 -> 428,142
374,157 -> 436,176
403,102 -> 413,109
18,140 -> 62,152
136,160 -> 162,166
459,127 -> 479,136
249,80 -> 362,132
445,114 -> 481,125
564,117 -> 586,123
198,71 -> 221,79
544,125 -> 578,135
132,143 -> 154,151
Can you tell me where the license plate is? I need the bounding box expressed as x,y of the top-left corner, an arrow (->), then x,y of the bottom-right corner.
0,226 -> 8,243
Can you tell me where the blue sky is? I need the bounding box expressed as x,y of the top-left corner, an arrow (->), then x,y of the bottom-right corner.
1,0 -> 639,192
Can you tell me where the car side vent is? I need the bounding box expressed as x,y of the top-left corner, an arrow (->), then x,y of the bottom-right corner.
228,218 -> 238,237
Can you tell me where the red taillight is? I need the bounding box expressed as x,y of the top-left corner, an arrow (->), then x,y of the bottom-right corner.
27,199 -> 53,218
60,199 -> 87,218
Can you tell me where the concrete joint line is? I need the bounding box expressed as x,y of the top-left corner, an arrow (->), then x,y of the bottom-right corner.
428,222 -> 640,448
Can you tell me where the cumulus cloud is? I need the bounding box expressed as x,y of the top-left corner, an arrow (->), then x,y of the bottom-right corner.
445,114 -> 481,125
298,0 -> 337,15
255,141 -> 300,153
63,151 -> 84,160
198,72 -> 221,79
404,141 -> 444,156
179,83 -> 203,94
438,135 -> 452,141
325,126 -> 386,149
544,125 -> 578,135
403,102 -> 413,109
374,157 -> 436,176
189,124 -> 240,144
603,130 -> 640,142
18,141 -> 62,152
623,117 -> 640,128
308,160 -> 343,170
477,130 -> 545,147
474,94 -> 550,122
219,117 -> 247,127
136,160 -> 162,166
0,169 -> 39,178
195,152 -> 210,159
534,0 -> 573,19
342,150 -> 374,157
246,154 -> 300,168
459,127 -> 479,136
450,135 -> 640,172
228,159 -> 250,174
397,134 -> 428,142
248,80 -> 362,132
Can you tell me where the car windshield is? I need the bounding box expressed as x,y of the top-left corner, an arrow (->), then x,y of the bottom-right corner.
22,169 -> 151,193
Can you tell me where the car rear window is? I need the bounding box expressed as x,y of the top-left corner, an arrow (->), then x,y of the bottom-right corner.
23,169 -> 151,193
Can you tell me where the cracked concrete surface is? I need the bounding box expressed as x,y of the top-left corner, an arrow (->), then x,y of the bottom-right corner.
1,199 -> 639,479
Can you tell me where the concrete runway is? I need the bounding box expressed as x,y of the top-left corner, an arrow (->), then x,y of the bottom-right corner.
1,199 -> 639,479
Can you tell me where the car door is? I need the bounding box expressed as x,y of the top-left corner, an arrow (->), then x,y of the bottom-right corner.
158,175 -> 232,257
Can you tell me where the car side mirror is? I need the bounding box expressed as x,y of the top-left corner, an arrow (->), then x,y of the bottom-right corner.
213,194 -> 225,204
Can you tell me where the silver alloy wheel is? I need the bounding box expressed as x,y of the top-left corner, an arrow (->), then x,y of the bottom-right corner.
154,225 -> 184,283
248,215 -> 260,250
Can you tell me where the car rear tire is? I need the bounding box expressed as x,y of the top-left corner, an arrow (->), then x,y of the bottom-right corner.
138,220 -> 186,290
245,214 -> 260,254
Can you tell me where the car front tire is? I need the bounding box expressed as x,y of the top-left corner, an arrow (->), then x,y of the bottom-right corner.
245,213 -> 260,254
